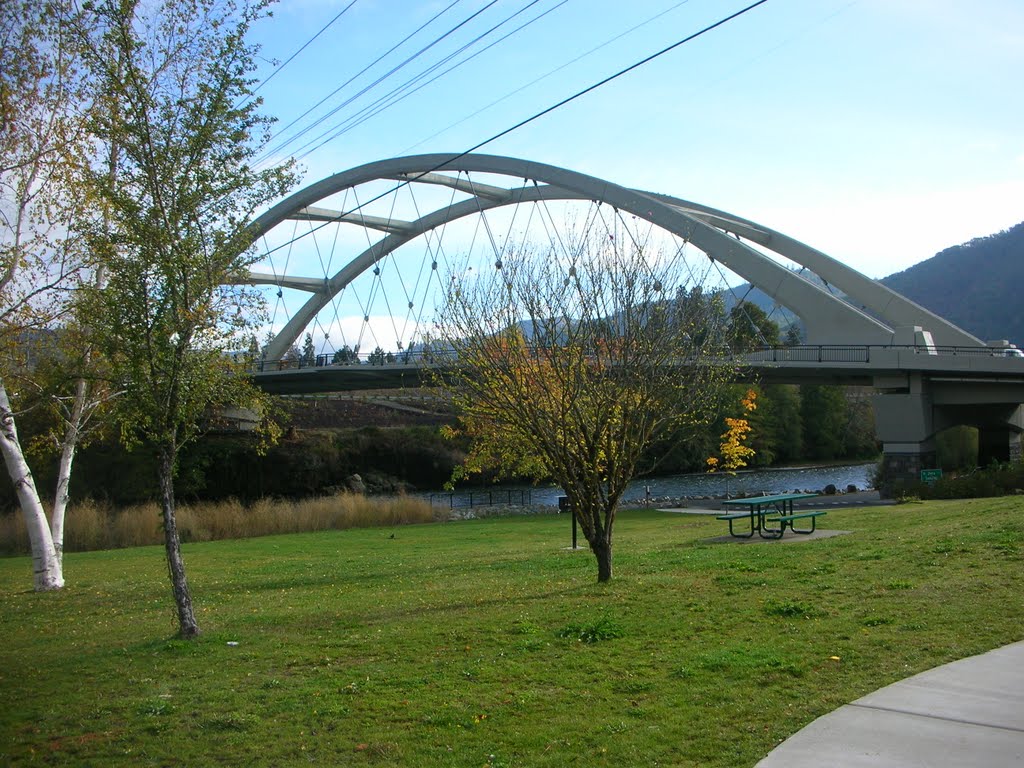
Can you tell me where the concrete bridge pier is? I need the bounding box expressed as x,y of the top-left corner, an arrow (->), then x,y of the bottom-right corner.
872,380 -> 938,496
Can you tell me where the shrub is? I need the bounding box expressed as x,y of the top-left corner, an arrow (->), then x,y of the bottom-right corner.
921,462 -> 1024,500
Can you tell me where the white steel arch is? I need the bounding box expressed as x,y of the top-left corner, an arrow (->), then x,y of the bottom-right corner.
241,154 -> 981,360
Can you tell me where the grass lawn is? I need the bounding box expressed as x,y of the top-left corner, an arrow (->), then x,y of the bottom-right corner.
1,498 -> 1022,767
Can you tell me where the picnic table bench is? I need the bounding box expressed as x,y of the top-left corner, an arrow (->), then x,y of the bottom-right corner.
716,493 -> 824,539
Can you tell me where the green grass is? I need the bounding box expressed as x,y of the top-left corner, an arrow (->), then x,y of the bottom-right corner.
1,498 -> 1022,767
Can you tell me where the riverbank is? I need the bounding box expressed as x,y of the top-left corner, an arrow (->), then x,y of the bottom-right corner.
431,461 -> 877,513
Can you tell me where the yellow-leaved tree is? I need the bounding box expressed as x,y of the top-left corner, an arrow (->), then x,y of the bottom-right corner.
707,388 -> 758,495
436,234 -> 735,581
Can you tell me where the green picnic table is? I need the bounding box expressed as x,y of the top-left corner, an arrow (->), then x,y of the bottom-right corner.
716,493 -> 824,539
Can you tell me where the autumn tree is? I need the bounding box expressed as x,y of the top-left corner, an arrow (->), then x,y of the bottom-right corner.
437,237 -> 734,581
0,1 -> 100,590
706,388 -> 758,495
79,0 -> 295,637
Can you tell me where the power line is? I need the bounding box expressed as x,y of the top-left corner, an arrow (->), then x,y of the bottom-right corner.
240,0 -> 359,109
257,0 -> 498,166
401,0 -> 692,154
293,0 -> 567,164
258,0 -> 465,164
456,0 -> 770,162
260,0 -> 771,261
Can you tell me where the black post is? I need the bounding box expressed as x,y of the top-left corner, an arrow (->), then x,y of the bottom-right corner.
558,496 -> 578,550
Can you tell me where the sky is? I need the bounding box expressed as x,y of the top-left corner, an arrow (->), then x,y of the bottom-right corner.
241,0 -> 1024,352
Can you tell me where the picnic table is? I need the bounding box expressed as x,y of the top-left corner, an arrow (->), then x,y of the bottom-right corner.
716,493 -> 824,539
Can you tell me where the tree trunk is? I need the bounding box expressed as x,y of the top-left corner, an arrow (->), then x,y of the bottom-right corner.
0,380 -> 64,590
592,538 -> 613,582
51,378 -> 89,568
158,445 -> 200,638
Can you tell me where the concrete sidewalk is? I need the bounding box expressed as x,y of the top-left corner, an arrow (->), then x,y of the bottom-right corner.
755,641 -> 1024,767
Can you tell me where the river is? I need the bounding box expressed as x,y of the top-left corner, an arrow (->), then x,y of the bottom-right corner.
428,461 -> 877,508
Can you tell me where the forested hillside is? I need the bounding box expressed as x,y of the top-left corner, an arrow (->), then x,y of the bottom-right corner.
881,221 -> 1024,345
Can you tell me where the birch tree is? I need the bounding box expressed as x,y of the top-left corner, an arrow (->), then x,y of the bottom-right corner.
0,1 -> 96,591
79,0 -> 295,637
437,238 -> 735,582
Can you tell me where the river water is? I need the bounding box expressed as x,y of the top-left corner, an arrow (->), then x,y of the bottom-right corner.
429,461 -> 876,508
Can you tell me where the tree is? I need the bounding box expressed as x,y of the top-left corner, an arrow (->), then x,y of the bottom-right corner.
437,237 -> 734,581
841,387 -> 877,458
0,1 -> 97,590
80,0 -> 295,637
301,332 -> 316,367
332,345 -> 356,365
280,344 -> 301,366
800,384 -> 847,459
783,323 -> 803,347
706,388 -> 757,495
760,383 -> 802,463
728,302 -> 779,351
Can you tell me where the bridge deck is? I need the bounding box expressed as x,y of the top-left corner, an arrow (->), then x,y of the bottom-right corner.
250,345 -> 1024,397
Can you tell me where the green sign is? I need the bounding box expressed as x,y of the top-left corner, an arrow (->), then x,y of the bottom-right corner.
920,468 -> 943,485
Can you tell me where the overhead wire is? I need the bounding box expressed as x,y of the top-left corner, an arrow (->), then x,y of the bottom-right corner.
238,0 -> 359,109
402,0 -> 693,154
257,0 -> 500,166
291,0 -> 568,164
285,0 -> 530,162
254,0 -> 465,165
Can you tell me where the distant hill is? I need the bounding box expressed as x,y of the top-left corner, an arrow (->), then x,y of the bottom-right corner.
880,221 -> 1024,346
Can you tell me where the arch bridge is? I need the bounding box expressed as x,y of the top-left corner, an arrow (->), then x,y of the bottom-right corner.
237,154 -> 1024,491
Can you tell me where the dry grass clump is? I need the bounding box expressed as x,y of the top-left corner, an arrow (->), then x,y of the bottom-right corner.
0,493 -> 435,554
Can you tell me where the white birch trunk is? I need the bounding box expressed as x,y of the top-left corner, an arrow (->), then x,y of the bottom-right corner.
51,377 -> 89,568
0,379 -> 64,590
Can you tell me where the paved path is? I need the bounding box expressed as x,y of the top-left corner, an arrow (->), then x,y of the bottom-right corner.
755,641 -> 1024,767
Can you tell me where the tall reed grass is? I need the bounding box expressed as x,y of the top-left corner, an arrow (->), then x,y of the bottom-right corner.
0,494 -> 438,555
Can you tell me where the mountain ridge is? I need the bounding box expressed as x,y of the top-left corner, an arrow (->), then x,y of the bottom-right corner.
879,221 -> 1024,346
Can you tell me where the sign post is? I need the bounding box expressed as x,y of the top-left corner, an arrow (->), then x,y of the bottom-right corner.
558,496 -> 579,549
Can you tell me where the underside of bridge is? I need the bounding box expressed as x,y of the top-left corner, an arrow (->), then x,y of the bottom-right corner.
873,376 -> 1024,492
240,154 -> 1023,496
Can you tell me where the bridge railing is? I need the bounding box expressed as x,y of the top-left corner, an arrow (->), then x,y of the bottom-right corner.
744,344 -> 1020,364
251,348 -> 455,372
744,345 -> 871,363
249,343 -> 1018,373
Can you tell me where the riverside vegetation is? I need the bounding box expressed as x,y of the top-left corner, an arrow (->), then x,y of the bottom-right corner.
1,497 -> 1021,766
0,494 -> 435,556
0,382 -> 879,512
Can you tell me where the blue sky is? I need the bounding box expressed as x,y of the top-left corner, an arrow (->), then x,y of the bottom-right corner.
249,0 -> 1023,279
243,0 -> 1023,353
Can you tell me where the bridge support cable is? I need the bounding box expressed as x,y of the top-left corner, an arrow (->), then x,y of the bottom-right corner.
642,191 -> 983,347
240,154 -> 985,362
